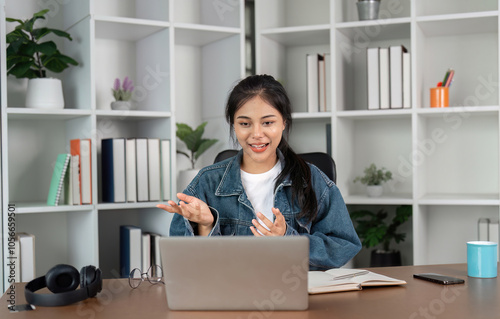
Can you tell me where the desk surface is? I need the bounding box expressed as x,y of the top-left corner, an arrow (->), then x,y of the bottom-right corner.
1,263 -> 498,319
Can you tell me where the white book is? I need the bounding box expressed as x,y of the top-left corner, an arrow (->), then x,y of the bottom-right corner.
10,235 -> 21,282
126,139 -> 137,202
389,45 -> 407,109
367,47 -> 380,110
160,139 -> 171,201
379,47 -> 390,109
318,54 -> 326,112
306,53 -> 319,112
136,138 -> 149,202
120,225 -> 142,278
142,233 -> 151,273
324,53 -> 332,112
18,232 -> 35,282
148,138 -> 161,201
71,155 -> 81,205
403,51 -> 411,109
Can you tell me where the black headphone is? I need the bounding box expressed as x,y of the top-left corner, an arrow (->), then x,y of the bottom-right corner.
25,264 -> 102,307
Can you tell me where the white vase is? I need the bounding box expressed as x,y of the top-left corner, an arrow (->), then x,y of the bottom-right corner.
111,100 -> 133,110
366,185 -> 383,197
25,78 -> 64,109
177,169 -> 200,193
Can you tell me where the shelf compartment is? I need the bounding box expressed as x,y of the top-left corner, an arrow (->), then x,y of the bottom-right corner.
335,23 -> 411,112
414,205 -> 499,265
173,0 -> 241,28
98,208 -> 172,278
94,27 -> 170,112
334,0 -> 411,24
15,210 -> 96,277
256,0 -> 329,29
415,113 -> 499,199
288,118 -> 331,155
336,117 -> 413,199
416,13 -> 498,37
415,18 -> 498,109
415,1 -> 498,17
7,117 -> 92,204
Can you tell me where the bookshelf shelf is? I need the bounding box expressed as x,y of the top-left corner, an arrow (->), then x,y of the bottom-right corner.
256,0 -> 500,267
0,0 -> 245,288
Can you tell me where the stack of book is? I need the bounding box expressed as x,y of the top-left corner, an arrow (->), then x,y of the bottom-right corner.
47,138 -> 92,206
101,138 -> 171,203
367,45 -> 411,110
306,53 -> 331,113
120,225 -> 162,278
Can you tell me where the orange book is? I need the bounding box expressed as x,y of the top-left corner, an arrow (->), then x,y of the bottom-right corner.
70,139 -> 92,204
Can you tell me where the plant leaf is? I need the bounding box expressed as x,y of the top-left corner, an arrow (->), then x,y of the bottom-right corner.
194,139 -> 218,160
176,123 -> 194,140
8,61 -> 34,78
36,41 -> 57,56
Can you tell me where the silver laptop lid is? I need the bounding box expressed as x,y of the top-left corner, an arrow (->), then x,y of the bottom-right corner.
160,236 -> 309,311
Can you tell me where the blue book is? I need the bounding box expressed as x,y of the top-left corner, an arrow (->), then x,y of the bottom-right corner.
102,138 -> 126,203
120,225 -> 142,278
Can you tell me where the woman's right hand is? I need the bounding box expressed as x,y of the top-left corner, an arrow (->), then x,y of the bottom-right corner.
156,193 -> 214,235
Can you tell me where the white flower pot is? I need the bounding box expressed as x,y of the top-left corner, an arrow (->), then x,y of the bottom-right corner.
178,169 -> 200,193
366,185 -> 383,197
25,78 -> 64,109
111,100 -> 133,110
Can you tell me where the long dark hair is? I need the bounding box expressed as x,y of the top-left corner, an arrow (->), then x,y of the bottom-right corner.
225,74 -> 318,222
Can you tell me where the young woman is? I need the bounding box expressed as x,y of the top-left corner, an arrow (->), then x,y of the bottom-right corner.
157,74 -> 361,270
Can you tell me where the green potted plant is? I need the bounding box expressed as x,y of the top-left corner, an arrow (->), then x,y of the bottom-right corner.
351,205 -> 412,267
176,122 -> 218,191
6,9 -> 79,109
353,163 -> 392,197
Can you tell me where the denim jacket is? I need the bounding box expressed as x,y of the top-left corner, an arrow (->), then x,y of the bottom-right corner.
170,151 -> 361,270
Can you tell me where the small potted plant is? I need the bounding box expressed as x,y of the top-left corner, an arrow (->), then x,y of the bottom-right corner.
6,9 -> 79,109
111,76 -> 134,110
176,122 -> 218,191
351,205 -> 412,267
353,163 -> 392,197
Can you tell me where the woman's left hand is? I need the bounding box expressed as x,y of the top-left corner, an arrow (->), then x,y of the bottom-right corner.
250,207 -> 286,237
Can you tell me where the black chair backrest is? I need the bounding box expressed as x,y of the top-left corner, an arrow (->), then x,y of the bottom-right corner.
214,150 -> 336,183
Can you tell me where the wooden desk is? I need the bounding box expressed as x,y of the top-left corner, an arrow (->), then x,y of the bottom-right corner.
1,263 -> 498,319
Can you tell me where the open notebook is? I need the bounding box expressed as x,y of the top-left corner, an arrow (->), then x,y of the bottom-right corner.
308,268 -> 407,294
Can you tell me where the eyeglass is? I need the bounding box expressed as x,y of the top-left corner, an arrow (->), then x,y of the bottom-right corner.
129,264 -> 164,289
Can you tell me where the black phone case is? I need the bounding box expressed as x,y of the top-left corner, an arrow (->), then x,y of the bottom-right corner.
413,273 -> 465,285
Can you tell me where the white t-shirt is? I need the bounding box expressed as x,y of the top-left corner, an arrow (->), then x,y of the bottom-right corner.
240,161 -> 282,233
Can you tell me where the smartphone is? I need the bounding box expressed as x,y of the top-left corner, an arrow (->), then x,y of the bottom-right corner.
413,273 -> 465,285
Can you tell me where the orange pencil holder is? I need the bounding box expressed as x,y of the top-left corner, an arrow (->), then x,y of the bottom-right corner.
430,87 -> 449,108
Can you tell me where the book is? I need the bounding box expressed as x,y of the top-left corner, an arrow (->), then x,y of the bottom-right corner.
70,139 -> 92,204
379,47 -> 390,109
47,154 -> 71,206
306,53 -> 319,112
318,54 -> 326,112
148,138 -> 161,201
71,155 -> 81,205
126,138 -> 137,202
142,233 -> 151,273
136,138 -> 149,202
149,233 -> 162,272
120,225 -> 142,278
403,51 -> 411,108
389,45 -> 408,109
160,139 -> 171,201
17,232 -> 36,282
102,138 -> 126,203
366,47 -> 380,110
324,53 -> 332,112
308,268 -> 407,294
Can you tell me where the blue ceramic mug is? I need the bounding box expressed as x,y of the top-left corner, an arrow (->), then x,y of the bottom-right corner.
467,241 -> 498,278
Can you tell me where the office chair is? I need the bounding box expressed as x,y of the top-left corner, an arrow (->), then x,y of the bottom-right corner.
214,149 -> 336,183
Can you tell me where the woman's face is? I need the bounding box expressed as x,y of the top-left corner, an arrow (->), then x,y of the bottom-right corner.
234,95 -> 286,174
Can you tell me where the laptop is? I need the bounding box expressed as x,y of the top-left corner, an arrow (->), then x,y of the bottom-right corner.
159,236 -> 309,311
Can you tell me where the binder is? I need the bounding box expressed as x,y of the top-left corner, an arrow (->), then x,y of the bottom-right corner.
367,47 -> 380,110
102,138 -> 126,203
379,48 -> 390,109
389,45 -> 408,109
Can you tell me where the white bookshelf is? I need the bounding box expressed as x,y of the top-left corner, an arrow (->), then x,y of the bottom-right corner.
256,0 -> 500,266
1,0 -> 244,287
